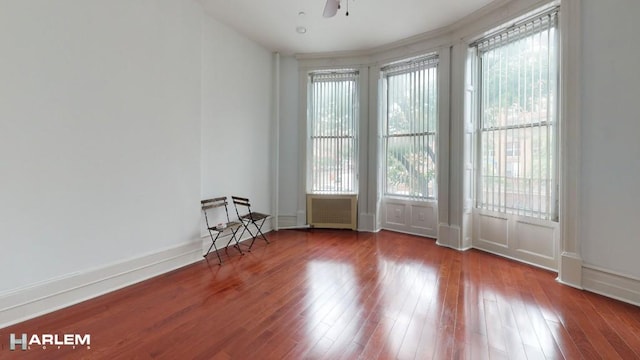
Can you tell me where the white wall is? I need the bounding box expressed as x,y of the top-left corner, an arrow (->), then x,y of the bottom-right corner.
581,0 -> 640,278
0,0 -> 203,294
200,17 -> 274,220
277,56 -> 300,224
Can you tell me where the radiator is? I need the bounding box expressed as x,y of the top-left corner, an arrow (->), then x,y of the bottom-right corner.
307,194 -> 357,230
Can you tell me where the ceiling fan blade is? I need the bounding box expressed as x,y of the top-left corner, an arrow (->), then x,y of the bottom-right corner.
323,0 -> 339,18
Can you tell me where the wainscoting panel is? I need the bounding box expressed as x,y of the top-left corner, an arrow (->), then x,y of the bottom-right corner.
385,202 -> 407,227
477,213 -> 509,248
381,198 -> 437,237
410,203 -> 437,231
515,220 -> 556,259
473,209 -> 558,271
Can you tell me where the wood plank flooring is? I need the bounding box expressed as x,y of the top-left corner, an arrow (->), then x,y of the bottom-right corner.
2,229 -> 640,359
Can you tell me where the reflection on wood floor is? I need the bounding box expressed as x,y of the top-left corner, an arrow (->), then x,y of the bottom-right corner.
2,229 -> 640,359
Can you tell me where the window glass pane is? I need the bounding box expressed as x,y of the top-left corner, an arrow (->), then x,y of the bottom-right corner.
476,10 -> 558,220
309,71 -> 358,194
385,134 -> 436,198
382,56 -> 438,200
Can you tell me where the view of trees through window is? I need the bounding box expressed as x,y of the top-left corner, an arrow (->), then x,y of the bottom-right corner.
476,10 -> 558,220
309,71 -> 358,194
382,57 -> 438,199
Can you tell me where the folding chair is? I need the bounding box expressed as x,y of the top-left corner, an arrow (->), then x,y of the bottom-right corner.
231,196 -> 271,250
201,197 -> 244,264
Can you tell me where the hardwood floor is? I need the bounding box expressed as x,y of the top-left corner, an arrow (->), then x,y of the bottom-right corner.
2,229 -> 640,359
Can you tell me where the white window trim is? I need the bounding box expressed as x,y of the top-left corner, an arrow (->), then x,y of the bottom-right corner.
306,69 -> 360,195
381,55 -> 439,201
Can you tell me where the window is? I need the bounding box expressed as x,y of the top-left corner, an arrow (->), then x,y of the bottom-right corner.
381,55 -> 438,199
308,70 -> 359,194
506,141 -> 519,157
474,8 -> 559,220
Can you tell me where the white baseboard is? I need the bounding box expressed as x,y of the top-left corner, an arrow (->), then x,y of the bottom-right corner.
582,265 -> 640,307
0,240 -> 203,329
379,227 -> 433,238
557,252 -> 583,289
277,215 -> 298,229
473,246 -> 557,272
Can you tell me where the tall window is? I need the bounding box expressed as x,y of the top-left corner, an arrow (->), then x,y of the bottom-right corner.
308,70 -> 359,194
474,9 -> 559,220
382,55 -> 438,199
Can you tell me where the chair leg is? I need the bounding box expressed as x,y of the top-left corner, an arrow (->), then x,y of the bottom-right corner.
245,224 -> 258,250
247,220 -> 269,250
225,227 -> 244,255
236,222 -> 247,249
204,231 -> 223,265
255,219 -> 269,244
235,221 -> 262,251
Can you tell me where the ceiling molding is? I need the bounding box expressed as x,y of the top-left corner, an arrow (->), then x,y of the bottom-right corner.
295,0 -> 558,67
200,0 -> 504,55
295,0 -> 516,62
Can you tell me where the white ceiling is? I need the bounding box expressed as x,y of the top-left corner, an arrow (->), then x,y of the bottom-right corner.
198,0 -> 497,55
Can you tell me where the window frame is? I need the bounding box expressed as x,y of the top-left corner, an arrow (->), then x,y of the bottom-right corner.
473,7 -> 560,221
307,69 -> 360,195
380,55 -> 439,201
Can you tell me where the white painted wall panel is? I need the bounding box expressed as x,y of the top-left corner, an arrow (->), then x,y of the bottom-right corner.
581,0 -> 640,278
200,16 -> 274,219
0,0 -> 202,294
277,56 -> 300,220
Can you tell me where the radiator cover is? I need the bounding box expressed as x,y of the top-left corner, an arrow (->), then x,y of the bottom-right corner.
306,194 -> 357,230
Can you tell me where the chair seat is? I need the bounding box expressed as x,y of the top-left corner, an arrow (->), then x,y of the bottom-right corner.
209,221 -> 243,232
239,212 -> 269,221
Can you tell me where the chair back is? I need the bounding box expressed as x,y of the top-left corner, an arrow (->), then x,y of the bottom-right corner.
201,197 -> 232,228
231,196 -> 253,218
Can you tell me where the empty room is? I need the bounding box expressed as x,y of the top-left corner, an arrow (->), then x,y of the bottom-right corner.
1,0 -> 640,358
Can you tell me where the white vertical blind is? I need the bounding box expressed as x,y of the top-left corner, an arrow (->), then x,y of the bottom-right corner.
381,55 -> 438,199
474,9 -> 559,220
309,70 -> 359,194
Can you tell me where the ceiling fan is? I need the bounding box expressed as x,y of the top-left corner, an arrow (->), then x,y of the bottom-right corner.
323,0 -> 350,17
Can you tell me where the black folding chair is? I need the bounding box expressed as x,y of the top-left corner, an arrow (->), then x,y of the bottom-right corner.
231,196 -> 271,250
201,197 -> 244,264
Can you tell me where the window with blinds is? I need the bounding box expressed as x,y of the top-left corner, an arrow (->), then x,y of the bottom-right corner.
381,55 -> 438,199
308,70 -> 359,194
474,8 -> 559,220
